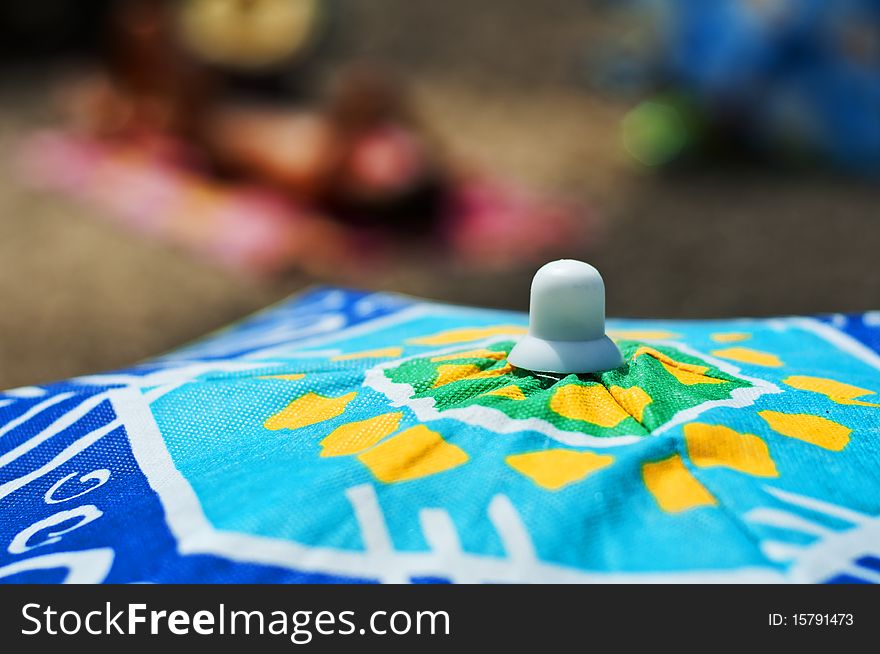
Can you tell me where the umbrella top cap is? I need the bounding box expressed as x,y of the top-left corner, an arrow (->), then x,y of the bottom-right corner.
508,259 -> 624,375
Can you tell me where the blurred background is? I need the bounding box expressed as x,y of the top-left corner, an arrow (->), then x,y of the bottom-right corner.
1,0 -> 879,388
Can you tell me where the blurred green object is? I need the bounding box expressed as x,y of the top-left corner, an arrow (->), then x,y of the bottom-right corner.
593,0 -> 880,172
621,95 -> 698,167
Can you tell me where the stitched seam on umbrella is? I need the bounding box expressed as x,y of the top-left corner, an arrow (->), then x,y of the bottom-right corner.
600,383 -> 653,433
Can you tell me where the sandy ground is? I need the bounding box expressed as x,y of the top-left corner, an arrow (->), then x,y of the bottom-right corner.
1,0 -> 879,389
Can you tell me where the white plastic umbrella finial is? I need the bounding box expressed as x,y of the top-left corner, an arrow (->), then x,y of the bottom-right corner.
507,259 -> 624,374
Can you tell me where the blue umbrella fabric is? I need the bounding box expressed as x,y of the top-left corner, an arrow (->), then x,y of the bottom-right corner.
605,0 -> 880,171
1,288 -> 879,583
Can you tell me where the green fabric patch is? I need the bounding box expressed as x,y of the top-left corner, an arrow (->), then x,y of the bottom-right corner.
384,340 -> 752,437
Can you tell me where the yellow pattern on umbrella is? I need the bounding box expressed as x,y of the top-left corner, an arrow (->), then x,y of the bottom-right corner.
484,385 -> 526,401
633,346 -> 727,385
506,450 -> 614,490
643,455 -> 717,513
608,385 -> 653,422
357,426 -> 469,483
433,363 -> 512,388
784,375 -> 880,407
408,325 -> 527,346
550,384 -> 630,427
711,347 -> 783,367
264,391 -> 356,431
684,423 -> 778,477
710,332 -> 752,343
332,347 -> 403,361
430,348 -> 507,362
758,410 -> 851,451
320,412 -> 404,457
259,373 -> 306,381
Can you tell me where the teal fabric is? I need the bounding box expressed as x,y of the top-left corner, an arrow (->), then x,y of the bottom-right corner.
1,288 -> 878,583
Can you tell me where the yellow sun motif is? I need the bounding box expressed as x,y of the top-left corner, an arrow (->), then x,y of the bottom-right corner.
484,385 -> 527,401
357,426 -> 469,483
549,384 -> 630,428
264,391 -> 356,431
407,325 -> 527,345
320,412 -> 403,457
711,347 -> 783,367
257,331 -> 840,514
259,373 -> 306,381
430,348 -> 507,362
506,450 -> 614,491
433,362 -> 512,388
710,332 -> 752,343
758,410 -> 851,451
264,387 -> 469,483
784,375 -> 880,407
332,347 -> 403,361
608,385 -> 653,422
684,423 -> 778,477
642,455 -> 717,513
633,346 -> 727,385
433,363 -> 482,388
